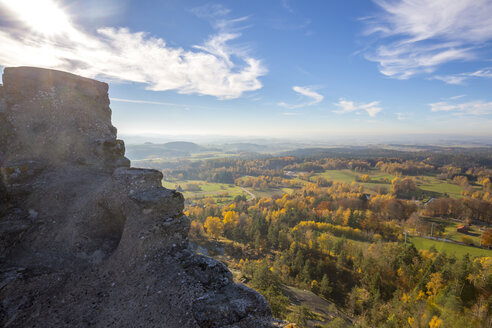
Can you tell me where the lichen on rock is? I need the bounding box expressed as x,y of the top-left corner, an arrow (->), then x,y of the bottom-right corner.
0,67 -> 274,328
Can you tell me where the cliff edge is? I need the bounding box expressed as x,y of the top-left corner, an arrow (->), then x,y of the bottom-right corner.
0,67 -> 274,327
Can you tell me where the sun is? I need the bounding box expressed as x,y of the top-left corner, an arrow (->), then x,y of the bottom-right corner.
1,0 -> 71,35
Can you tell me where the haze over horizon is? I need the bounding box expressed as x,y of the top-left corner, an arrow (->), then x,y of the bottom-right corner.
1,0 -> 492,138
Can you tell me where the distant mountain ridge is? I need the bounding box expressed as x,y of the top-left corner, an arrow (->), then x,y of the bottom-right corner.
126,141 -> 211,160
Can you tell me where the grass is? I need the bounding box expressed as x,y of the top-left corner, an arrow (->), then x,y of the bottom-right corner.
188,151 -> 240,161
316,169 -> 395,194
249,187 -> 295,199
315,169 -> 470,198
162,179 -> 246,205
409,236 -> 492,258
417,177 -> 464,198
421,217 -> 484,245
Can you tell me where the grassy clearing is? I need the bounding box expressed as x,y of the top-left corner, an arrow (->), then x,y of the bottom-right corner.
316,169 -> 394,194
162,179 -> 246,205
316,169 -> 469,198
417,178 -> 464,198
251,188 -> 293,199
318,170 -> 358,184
188,151 -> 240,161
409,236 -> 491,258
422,217 -> 484,245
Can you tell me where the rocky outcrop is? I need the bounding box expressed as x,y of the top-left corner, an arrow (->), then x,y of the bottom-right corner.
0,67 -> 274,327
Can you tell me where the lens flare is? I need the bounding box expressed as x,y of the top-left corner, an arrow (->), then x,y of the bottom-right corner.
1,0 -> 71,35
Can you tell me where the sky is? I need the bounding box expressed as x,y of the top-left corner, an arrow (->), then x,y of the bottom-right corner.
1,0 -> 492,140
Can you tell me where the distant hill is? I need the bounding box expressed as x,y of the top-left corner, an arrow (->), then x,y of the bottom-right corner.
126,141 -> 207,160
160,141 -> 204,152
220,143 -> 269,153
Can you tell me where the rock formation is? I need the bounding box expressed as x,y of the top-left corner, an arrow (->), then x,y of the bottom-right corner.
0,67 -> 274,327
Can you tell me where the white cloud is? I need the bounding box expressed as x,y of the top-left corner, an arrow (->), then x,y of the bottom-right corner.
363,0 -> 492,79
432,75 -> 469,85
191,3 -> 231,19
278,86 -> 323,109
430,100 -> 492,115
396,112 -> 412,120
0,0 -> 266,100
333,98 -> 382,117
110,97 -> 211,110
432,67 -> 492,85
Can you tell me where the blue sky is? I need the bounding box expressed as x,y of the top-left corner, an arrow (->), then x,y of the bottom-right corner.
1,0 -> 492,139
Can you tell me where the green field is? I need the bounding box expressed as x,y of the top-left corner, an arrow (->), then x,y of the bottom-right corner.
417,179 -> 464,198
162,179 -> 247,204
317,170 -> 359,183
409,236 -> 491,258
188,151 -> 240,161
316,169 -> 394,194
246,187 -> 296,199
422,217 -> 484,245
316,169 -> 469,198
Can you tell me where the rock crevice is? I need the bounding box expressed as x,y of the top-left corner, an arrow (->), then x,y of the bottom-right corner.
0,67 -> 274,328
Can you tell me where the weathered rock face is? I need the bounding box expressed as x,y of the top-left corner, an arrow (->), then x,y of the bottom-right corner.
0,67 -> 274,328
1,67 -> 128,169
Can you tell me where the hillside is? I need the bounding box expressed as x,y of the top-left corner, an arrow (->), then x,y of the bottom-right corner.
125,141 -> 210,160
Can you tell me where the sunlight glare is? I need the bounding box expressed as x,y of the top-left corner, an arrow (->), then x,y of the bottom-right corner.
1,0 -> 71,35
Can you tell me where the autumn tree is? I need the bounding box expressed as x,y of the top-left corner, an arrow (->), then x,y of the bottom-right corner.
481,229 -> 492,247
189,221 -> 204,238
426,272 -> 443,299
453,175 -> 469,187
204,216 -> 224,239
391,177 -> 416,198
320,274 -> 332,299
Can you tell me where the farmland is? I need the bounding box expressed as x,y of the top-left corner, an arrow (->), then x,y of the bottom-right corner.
133,146 -> 492,327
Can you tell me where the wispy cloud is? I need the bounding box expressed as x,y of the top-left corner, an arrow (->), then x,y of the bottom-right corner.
281,112 -> 299,116
333,98 -> 382,117
0,0 -> 266,100
281,0 -> 294,13
110,97 -> 217,110
396,112 -> 412,120
190,3 -> 231,18
430,100 -> 492,115
432,75 -> 469,85
363,0 -> 492,79
278,86 -> 323,109
432,67 -> 492,85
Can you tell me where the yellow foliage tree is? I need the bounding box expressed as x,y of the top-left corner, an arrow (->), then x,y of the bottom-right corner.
223,210 -> 239,228
204,216 -> 224,239
429,316 -> 442,328
426,272 -> 443,299
342,208 -> 351,226
482,229 -> 492,247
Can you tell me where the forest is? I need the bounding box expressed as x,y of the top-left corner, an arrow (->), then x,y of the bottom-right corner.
160,148 -> 492,327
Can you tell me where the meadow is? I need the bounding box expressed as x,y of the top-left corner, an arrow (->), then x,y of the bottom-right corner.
162,179 -> 247,205
316,169 -> 469,199
409,236 -> 491,258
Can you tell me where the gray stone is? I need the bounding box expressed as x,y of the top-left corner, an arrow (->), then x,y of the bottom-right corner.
192,284 -> 272,328
130,188 -> 184,213
0,67 -> 274,328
